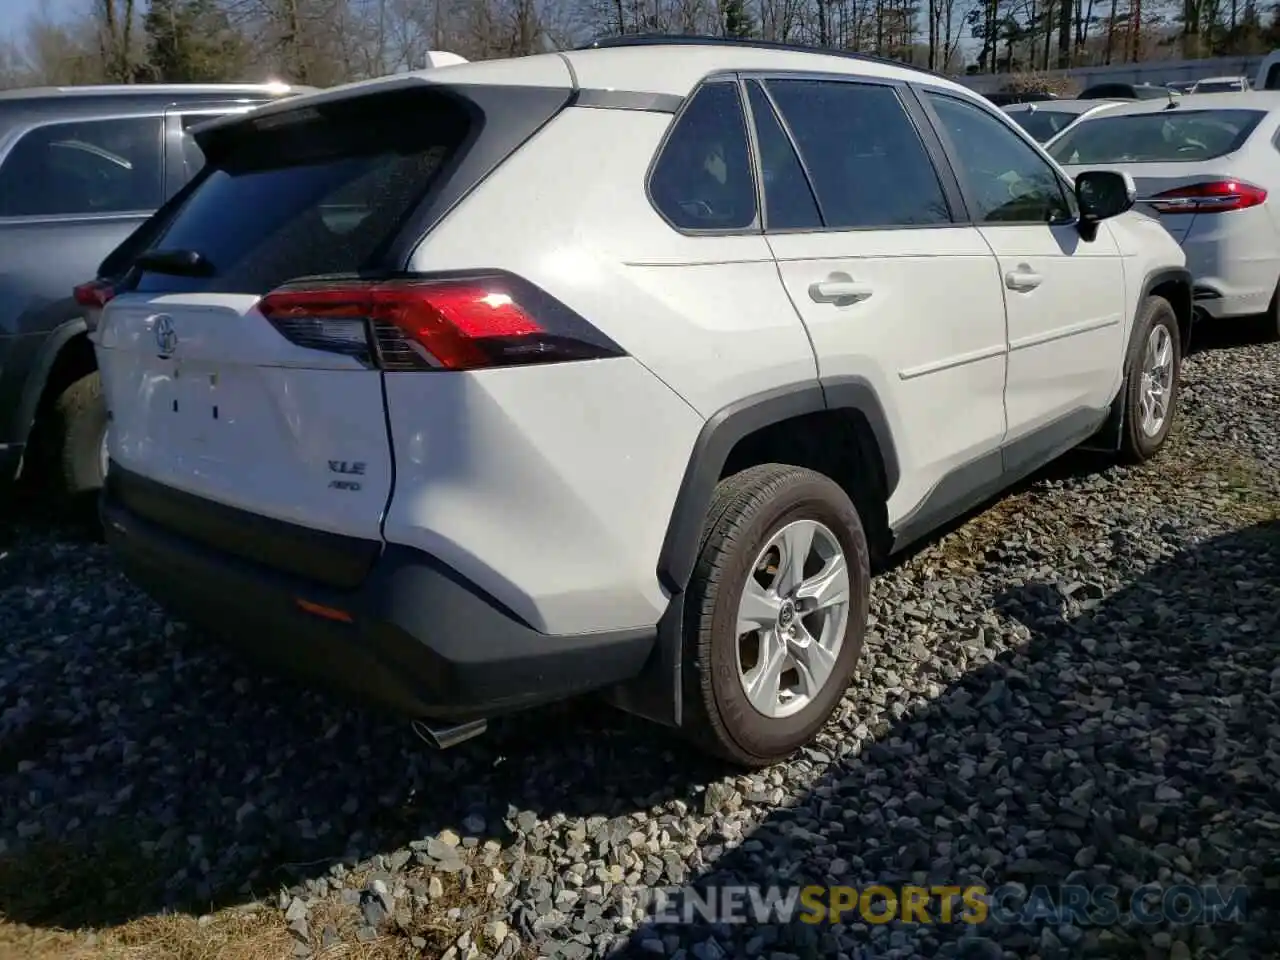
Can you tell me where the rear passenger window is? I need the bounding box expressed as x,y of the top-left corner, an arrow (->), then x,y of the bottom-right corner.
746,81 -> 822,231
765,80 -> 951,229
0,115 -> 163,217
650,81 -> 757,231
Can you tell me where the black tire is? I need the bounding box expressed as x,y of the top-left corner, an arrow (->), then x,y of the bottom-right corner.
681,463 -> 870,767
1265,281 -> 1280,343
1117,296 -> 1181,464
52,371 -> 108,498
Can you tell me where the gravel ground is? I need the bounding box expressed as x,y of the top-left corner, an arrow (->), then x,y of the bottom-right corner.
1,333 -> 1278,960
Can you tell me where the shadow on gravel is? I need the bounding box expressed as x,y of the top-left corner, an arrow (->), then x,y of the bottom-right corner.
614,521 -> 1280,959
0,592 -> 734,934
1187,317 -> 1274,356
0,477 -> 100,554
0,361 -> 1273,951
0,456 -> 1116,935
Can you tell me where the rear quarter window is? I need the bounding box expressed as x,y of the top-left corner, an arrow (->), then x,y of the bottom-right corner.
648,81 -> 757,232
134,89 -> 471,294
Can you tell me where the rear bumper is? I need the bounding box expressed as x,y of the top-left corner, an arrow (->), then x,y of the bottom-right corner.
1191,286 -> 1272,320
1182,232 -> 1280,319
100,466 -> 655,722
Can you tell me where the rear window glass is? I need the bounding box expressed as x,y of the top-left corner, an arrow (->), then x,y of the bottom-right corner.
1192,80 -> 1246,93
135,90 -> 470,294
1008,109 -> 1082,143
1048,109 -> 1264,164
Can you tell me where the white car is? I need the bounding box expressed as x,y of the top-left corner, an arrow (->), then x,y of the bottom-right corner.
1048,91 -> 1280,337
1003,99 -> 1126,143
91,37 -> 1190,766
1189,76 -> 1250,94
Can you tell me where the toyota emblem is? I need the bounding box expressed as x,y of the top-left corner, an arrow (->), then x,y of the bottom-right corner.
153,315 -> 177,358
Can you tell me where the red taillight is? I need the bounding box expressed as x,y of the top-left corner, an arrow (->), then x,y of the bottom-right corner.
257,275 -> 623,372
74,279 -> 116,308
1147,180 -> 1268,214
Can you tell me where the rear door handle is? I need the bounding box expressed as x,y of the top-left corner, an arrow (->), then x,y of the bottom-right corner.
1005,266 -> 1044,292
808,273 -> 874,306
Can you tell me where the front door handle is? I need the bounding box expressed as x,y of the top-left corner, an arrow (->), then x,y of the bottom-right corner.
1005,266 -> 1044,292
808,273 -> 874,306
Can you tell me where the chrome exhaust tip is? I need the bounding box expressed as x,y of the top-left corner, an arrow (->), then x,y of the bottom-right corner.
411,718 -> 487,750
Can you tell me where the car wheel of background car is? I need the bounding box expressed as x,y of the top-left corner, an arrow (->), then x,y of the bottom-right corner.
1266,280 -> 1280,342
1118,295 -> 1181,464
53,370 -> 108,498
681,463 -> 870,767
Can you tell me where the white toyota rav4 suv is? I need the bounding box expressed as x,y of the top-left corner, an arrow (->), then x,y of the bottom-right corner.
92,36 -> 1190,767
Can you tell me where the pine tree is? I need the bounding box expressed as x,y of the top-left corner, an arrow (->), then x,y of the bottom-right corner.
723,0 -> 754,38
144,0 -> 248,82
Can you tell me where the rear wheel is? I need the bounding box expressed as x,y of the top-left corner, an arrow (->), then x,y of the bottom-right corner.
682,463 -> 870,767
52,371 -> 108,498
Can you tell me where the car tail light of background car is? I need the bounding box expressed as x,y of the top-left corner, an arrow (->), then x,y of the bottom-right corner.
257,272 -> 626,372
1147,180 -> 1268,214
73,279 -> 117,308
73,279 -> 118,334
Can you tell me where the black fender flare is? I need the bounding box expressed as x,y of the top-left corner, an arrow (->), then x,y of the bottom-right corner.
1136,266 -> 1193,357
14,313 -> 90,449
606,376 -> 899,728
656,377 -> 899,594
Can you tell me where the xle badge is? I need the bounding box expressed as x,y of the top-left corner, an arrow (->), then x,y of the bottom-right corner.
329,460 -> 366,492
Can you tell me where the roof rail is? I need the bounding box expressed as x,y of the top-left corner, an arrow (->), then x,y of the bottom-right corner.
576,33 -> 950,82
0,81 -> 316,101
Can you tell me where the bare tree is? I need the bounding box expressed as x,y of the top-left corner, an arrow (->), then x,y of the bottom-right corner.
95,0 -> 138,81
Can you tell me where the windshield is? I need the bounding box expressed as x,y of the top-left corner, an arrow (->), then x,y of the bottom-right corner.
1047,109 -> 1264,164
1008,109 -> 1083,143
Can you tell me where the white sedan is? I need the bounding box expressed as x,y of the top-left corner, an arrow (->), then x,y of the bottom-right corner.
1002,98 -> 1126,143
1047,91 -> 1280,338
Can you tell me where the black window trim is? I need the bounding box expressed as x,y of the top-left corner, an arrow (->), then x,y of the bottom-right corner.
914,86 -> 1081,229
0,110 -> 166,224
647,69 -> 974,238
738,75 -> 771,233
739,76 -> 821,233
643,73 -> 763,237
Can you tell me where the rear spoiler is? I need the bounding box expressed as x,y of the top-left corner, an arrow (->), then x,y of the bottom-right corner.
190,52 -> 471,159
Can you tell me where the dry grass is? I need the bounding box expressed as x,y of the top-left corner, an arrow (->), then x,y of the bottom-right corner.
0,910 -> 292,960
0,846 -> 535,960
926,433 -> 1279,573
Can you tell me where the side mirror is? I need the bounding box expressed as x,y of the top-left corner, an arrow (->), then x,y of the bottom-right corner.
1075,169 -> 1137,223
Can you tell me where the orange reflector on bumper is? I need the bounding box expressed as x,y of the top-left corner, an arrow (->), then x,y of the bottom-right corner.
296,598 -> 353,623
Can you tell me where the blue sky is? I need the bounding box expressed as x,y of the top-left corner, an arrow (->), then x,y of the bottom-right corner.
0,0 -> 70,41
